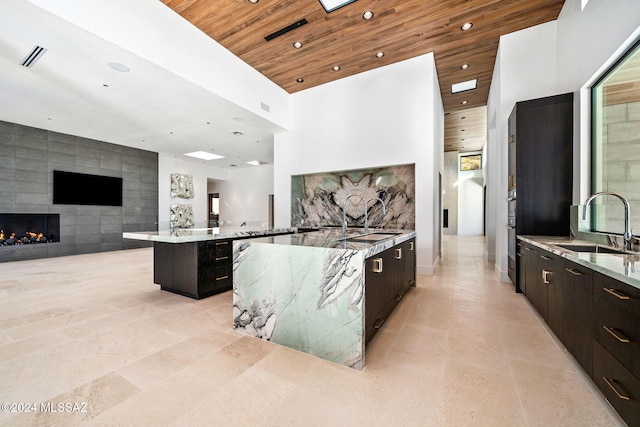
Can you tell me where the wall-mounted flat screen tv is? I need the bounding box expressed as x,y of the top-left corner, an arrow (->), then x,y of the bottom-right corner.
53,170 -> 123,206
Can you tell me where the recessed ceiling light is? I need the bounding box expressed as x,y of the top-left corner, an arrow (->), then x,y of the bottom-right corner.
461,63 -> 470,70
185,151 -> 225,160
362,11 -> 374,20
293,41 -> 303,49
332,65 -> 340,71
297,78 -> 304,83
246,160 -> 261,166
107,62 -> 130,72
232,116 -> 245,121
248,0 -> 259,3
461,22 -> 473,31
461,100 -> 469,105
452,79 -> 477,93
375,52 -> 385,58
232,131 -> 243,135
318,0 -> 357,13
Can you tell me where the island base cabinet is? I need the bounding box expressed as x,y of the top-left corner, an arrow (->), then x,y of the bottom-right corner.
593,340 -> 640,427
153,240 -> 232,299
365,238 -> 416,344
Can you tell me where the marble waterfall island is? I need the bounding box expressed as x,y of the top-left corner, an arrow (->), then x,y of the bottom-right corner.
232,229 -> 416,370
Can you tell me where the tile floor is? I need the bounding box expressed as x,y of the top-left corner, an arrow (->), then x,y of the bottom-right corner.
0,236 -> 624,426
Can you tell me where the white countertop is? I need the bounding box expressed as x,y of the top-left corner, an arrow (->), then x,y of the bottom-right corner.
518,235 -> 640,290
123,226 -> 295,243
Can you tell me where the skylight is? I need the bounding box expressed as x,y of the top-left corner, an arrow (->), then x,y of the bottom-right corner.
318,0 -> 357,13
451,79 -> 477,94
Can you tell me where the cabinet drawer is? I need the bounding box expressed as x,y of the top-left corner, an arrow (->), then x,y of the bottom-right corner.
594,296 -> 640,379
593,340 -> 640,427
595,272 -> 640,318
213,240 -> 232,258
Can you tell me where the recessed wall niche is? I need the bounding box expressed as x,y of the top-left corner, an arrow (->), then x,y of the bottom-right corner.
291,164 -> 415,229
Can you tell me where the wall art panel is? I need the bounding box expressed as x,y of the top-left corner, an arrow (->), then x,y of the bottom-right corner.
170,173 -> 194,199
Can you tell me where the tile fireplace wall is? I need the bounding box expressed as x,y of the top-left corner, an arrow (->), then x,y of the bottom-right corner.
0,120 -> 158,262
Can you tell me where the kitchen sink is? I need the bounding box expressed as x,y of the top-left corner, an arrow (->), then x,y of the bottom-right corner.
340,232 -> 401,243
554,243 -> 626,254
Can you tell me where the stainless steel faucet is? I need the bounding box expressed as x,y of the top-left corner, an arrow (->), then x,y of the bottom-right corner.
365,197 -> 386,234
582,191 -> 632,251
342,194 -> 365,237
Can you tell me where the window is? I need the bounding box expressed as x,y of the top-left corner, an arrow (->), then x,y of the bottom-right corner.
590,40 -> 640,234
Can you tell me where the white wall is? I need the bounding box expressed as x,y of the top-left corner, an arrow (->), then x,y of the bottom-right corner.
158,154 -> 228,228
274,53 -> 444,275
209,165 -> 274,226
487,0 -> 640,281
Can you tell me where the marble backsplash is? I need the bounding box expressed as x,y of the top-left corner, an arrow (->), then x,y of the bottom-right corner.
291,164 -> 415,229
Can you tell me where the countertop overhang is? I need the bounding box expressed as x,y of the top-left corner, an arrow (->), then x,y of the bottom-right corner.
518,235 -> 640,290
122,226 -> 295,243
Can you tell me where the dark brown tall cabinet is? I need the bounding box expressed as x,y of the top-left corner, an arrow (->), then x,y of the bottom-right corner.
508,93 -> 574,289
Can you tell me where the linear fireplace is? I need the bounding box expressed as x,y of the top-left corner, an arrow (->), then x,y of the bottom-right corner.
0,213 -> 60,246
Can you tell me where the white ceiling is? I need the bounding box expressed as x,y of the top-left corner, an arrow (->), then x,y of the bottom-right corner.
0,1 -> 281,168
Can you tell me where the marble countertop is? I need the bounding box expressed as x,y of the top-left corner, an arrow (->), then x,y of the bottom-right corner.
244,228 -> 416,258
123,226 -> 295,243
518,235 -> 640,290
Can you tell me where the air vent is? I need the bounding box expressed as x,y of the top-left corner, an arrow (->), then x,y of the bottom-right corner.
265,19 -> 308,41
21,45 -> 47,68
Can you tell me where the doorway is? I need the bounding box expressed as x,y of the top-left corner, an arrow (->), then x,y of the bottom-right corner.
208,193 -> 219,227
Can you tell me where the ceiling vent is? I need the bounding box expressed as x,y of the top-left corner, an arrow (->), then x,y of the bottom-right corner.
265,19 -> 308,41
21,45 -> 47,68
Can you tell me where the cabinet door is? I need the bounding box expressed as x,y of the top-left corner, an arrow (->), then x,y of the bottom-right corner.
525,248 -> 546,318
541,250 -> 563,340
517,241 -> 535,294
365,255 -> 386,343
562,259 -> 593,377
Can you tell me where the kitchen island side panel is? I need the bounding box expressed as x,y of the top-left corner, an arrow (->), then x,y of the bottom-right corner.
232,240 -> 366,370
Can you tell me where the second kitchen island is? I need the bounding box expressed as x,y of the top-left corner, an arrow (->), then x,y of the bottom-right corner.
232,228 -> 416,370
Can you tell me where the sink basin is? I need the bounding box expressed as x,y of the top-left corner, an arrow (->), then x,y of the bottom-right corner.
555,243 -> 626,254
340,232 -> 401,243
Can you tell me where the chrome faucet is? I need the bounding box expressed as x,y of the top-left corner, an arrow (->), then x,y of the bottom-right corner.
365,197 -> 386,234
342,194 -> 365,237
582,191 -> 632,251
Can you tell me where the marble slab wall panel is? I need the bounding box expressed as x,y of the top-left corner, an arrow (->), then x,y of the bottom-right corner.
233,240 -> 366,369
291,164 -> 415,229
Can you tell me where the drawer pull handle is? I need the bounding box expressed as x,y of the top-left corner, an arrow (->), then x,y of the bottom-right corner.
565,268 -> 583,276
517,253 -> 524,257
540,255 -> 552,260
603,326 -> 630,343
603,377 -> 631,401
395,248 -> 402,259
373,318 -> 385,329
409,241 -> 414,251
542,270 -> 551,284
372,258 -> 383,273
525,247 -> 534,251
215,241 -> 229,246
603,287 -> 630,300
215,275 -> 229,281
216,256 -> 228,261
395,294 -> 403,302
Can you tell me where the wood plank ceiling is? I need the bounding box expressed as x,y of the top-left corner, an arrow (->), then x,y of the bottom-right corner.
162,0 -> 565,152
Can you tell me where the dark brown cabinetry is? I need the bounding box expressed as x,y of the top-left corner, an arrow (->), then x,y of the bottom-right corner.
562,259 -> 593,376
365,238 -> 416,344
592,272 -> 640,426
518,242 -> 640,426
508,93 -> 573,285
154,240 -> 233,299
